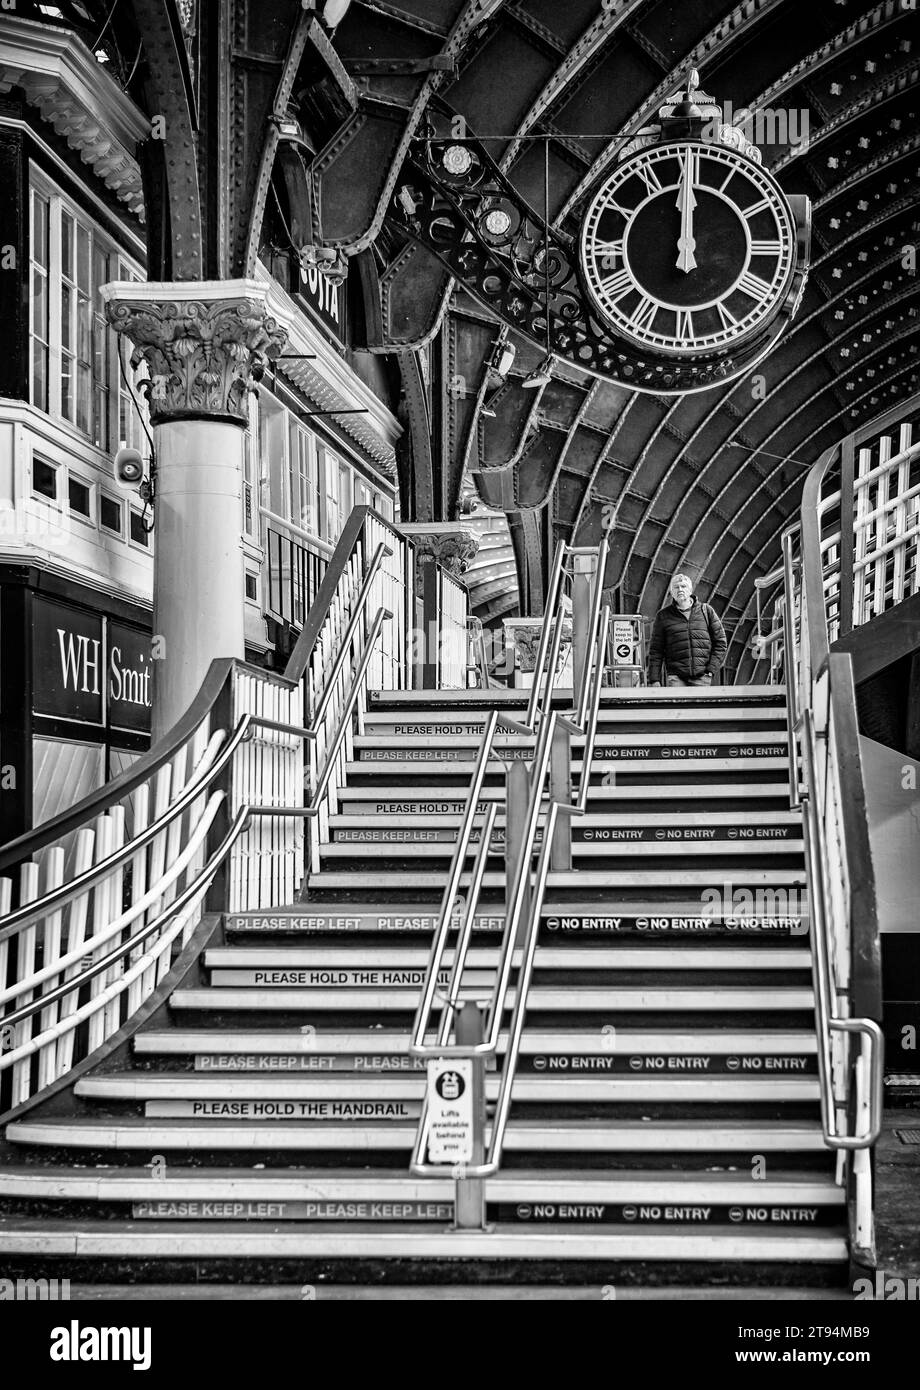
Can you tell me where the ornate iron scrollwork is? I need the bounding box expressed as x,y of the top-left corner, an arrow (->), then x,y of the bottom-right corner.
391,133 -> 794,395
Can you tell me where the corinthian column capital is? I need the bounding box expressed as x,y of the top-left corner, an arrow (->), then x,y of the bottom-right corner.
100,279 -> 288,425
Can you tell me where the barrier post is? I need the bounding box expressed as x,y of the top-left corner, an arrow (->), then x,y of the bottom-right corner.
453,1001 -> 487,1230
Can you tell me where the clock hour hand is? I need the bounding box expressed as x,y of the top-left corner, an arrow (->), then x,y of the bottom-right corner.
676,154 -> 697,274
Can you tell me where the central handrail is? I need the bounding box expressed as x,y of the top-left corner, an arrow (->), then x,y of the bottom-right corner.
409,534 -> 611,1180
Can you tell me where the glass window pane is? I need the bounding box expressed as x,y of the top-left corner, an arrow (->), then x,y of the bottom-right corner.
100,495 -> 122,532
68,476 -> 91,516
76,224 -> 90,293
32,192 -> 49,266
32,268 -> 47,338
32,457 -> 57,499
77,362 -> 91,434
32,341 -> 47,410
93,385 -> 108,450
61,213 -> 74,280
61,352 -> 73,419
77,292 -> 91,362
61,283 -> 72,351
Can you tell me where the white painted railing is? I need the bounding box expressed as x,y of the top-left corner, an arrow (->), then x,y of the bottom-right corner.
0,661 -> 251,1113
753,403 -> 920,680
439,569 -> 470,688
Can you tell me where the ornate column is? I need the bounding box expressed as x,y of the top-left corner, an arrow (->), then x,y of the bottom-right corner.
102,281 -> 287,737
397,523 -> 479,689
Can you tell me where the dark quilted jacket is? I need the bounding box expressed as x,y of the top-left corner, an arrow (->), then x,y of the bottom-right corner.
647,599 -> 727,682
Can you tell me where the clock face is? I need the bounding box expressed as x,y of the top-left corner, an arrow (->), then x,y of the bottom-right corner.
580,141 -> 797,357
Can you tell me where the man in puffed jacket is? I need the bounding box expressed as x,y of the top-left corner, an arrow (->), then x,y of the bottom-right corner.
647,573 -> 727,687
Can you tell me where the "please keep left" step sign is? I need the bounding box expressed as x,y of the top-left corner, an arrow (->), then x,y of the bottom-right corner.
426,1059 -> 474,1164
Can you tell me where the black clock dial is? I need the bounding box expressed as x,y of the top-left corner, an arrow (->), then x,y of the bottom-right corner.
580,141 -> 796,357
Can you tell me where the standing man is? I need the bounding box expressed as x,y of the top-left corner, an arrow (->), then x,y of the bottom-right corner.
647,573 -> 727,687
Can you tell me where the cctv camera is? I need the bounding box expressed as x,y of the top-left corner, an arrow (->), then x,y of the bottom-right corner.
114,447 -> 145,489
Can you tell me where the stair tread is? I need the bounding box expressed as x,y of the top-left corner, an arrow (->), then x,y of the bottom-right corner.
339,785 -> 792,801
317,841 -> 804,858
309,870 -> 807,888
328,811 -> 801,826
0,1217 -> 847,1261
203,947 -> 810,967
0,1166 -> 843,1200
77,1074 -> 821,1099
169,986 -> 815,1009
135,1029 -> 819,1053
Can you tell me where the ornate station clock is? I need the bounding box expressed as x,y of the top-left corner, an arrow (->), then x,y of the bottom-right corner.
579,71 -> 810,379
394,71 -> 810,394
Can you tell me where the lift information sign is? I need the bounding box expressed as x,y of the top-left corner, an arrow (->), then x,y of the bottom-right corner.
426,1059 -> 474,1164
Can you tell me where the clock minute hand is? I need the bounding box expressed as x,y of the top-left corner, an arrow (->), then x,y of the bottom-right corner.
676,156 -> 697,274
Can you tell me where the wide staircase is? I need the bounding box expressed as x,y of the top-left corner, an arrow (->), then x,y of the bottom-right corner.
0,679 -> 847,1292
4,378 -> 912,1294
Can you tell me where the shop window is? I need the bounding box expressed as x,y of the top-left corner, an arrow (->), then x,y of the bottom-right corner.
129,510 -> 149,547
68,476 -> 91,518
100,494 -> 123,534
32,456 -> 58,501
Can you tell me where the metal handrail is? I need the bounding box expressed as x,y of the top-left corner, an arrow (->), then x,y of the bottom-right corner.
0,805 -> 249,1039
575,534 -> 609,727
309,542 -> 392,726
0,725 -> 237,941
782,531 -> 801,811
525,543 -> 567,727
0,792 -> 226,1007
575,606 -> 611,813
249,605 -> 390,819
410,599 -> 611,1174
798,708 -> 884,1148
0,705 -> 315,942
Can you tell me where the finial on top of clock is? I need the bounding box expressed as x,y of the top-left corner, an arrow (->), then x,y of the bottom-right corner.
617,71 -> 763,165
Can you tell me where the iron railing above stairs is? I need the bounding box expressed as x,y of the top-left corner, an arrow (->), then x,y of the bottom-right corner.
409,539 -> 611,1211
757,402 -> 919,1268
0,507 -> 468,1118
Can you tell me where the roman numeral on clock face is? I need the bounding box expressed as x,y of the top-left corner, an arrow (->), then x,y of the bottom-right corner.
635,161 -> 663,196
737,269 -> 774,301
676,309 -> 694,342
596,240 -> 625,271
600,268 -> 633,302
742,198 -> 772,221
716,301 -> 738,330
749,239 -> 783,256
630,296 -> 659,333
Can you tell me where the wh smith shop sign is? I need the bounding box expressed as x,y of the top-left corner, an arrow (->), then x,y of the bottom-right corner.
33,596 -> 152,735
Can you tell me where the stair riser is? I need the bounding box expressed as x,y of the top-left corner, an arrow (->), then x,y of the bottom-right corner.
0,1198 -> 843,1229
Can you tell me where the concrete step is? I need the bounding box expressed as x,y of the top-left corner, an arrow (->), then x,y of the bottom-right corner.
328,810 -> 801,830
343,757 -> 789,778
366,686 -> 786,707
307,867 -> 807,891
316,839 -> 804,860
354,731 -> 789,752
76,1073 -> 821,1108
338,783 -> 793,810
0,1217 -> 847,1262
5,1116 -> 830,1153
224,903 -> 808,936
202,946 -> 810,970
168,985 -> 814,1012
363,708 -> 788,733
0,1165 -> 843,1209
134,1027 -> 819,1062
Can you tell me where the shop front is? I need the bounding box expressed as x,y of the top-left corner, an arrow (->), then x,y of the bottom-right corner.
0,568 -> 151,844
